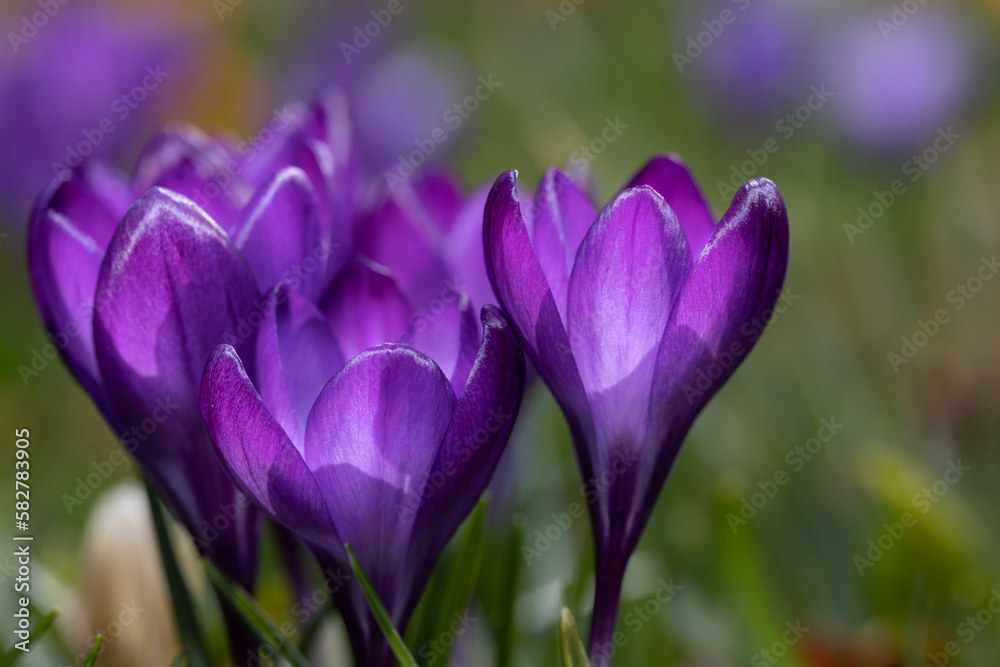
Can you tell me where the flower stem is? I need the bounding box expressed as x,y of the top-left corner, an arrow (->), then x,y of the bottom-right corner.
587,554 -> 628,665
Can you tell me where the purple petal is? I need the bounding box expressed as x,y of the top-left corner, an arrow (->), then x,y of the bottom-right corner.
26,164 -> 131,416
201,345 -> 339,550
304,345 -> 457,617
483,171 -> 595,455
356,183 -> 452,310
404,291 -> 480,394
408,306 -> 525,608
530,168 -> 596,320
566,186 -> 692,479
321,259 -> 412,361
92,187 -> 260,561
440,183 -> 496,310
640,177 -> 789,520
132,125 -> 247,232
232,167 -> 328,299
627,155 -> 716,258
254,284 -> 344,451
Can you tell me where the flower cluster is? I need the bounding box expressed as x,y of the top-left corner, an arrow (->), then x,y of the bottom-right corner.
28,89 -> 787,666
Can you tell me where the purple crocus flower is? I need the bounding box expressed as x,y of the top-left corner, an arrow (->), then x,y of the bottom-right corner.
26,95 -> 358,648
482,155 -> 789,656
0,4 -> 187,223
200,260 -> 525,666
823,9 -> 975,152
356,170 -> 494,315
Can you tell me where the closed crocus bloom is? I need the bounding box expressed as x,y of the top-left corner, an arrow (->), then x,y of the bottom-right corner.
201,262 -> 525,666
357,170 -> 494,312
483,155 -> 789,657
26,96 -> 359,657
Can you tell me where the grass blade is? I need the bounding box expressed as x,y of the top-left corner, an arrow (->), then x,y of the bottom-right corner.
411,499 -> 487,664
203,561 -> 310,667
146,482 -> 213,667
0,608 -> 59,666
345,544 -> 420,667
78,634 -> 103,667
494,513 -> 525,667
559,607 -> 592,667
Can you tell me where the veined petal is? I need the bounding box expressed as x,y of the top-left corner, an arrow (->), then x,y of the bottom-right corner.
408,306 -> 525,604
627,155 -> 715,258
530,168 -> 596,320
232,167 -> 328,300
641,177 -> 789,515
566,186 -> 692,476
483,171 -> 595,453
92,187 -> 260,546
26,164 -> 131,416
254,284 -> 344,452
304,345 -> 456,617
321,259 -> 412,362
356,181 -> 452,310
201,345 -> 339,549
132,124 -> 247,232
403,290 -> 481,396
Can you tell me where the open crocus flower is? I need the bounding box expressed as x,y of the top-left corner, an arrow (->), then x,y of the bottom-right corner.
200,262 -> 525,667
483,155 -> 789,656
26,94 -> 358,616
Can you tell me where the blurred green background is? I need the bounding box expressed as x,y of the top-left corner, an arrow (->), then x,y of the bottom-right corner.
2,0 -> 1000,665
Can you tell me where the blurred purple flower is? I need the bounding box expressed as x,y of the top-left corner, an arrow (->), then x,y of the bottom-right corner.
687,0 -> 820,121
201,263 -> 525,665
482,156 -> 788,656
25,93 -> 358,636
823,9 -> 976,151
356,171 -> 494,314
0,5 -> 188,223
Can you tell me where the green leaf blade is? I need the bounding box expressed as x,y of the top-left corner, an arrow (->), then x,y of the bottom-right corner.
146,482 -> 213,667
203,560 -> 311,667
79,634 -> 103,667
345,543 -> 420,667
559,607 -> 592,667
